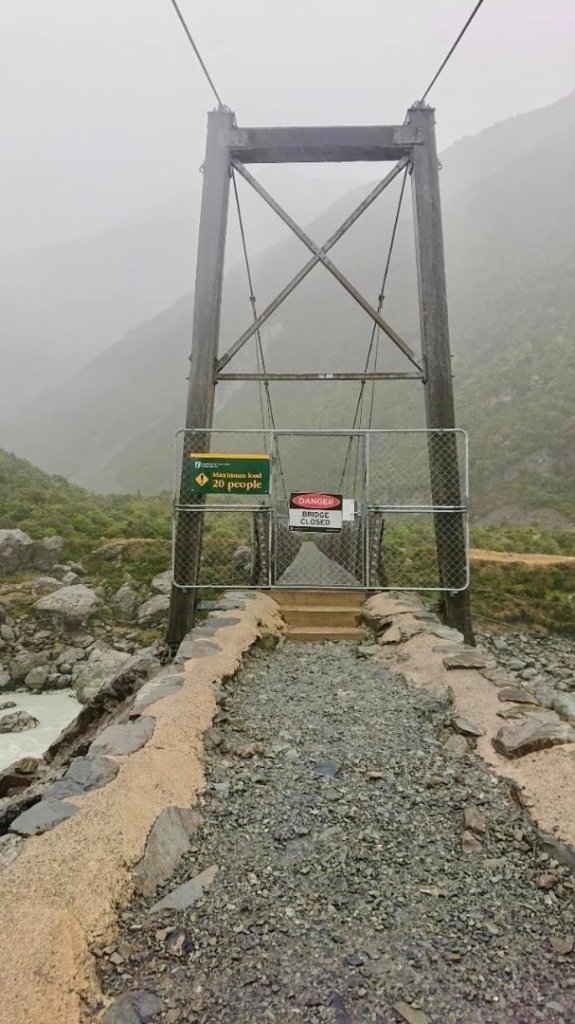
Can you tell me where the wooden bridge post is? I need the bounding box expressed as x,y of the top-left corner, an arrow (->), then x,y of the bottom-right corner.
408,103 -> 474,644
167,107 -> 234,649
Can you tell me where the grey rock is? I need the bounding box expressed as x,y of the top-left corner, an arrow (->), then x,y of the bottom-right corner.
0,529 -> 34,575
451,716 -> 484,738
204,727 -> 224,749
464,805 -> 487,835
380,622 -> 402,645
538,832 -> 575,872
101,990 -> 165,1024
42,756 -> 119,799
498,686 -> 538,705
507,658 -> 526,671
138,594 -> 170,626
493,719 -> 575,759
0,701 -> 16,710
150,864 -> 218,912
24,664 -> 51,693
443,649 -> 494,671
32,535 -> 64,571
74,644 -> 131,703
549,692 -> 575,725
357,643 -> 379,658
461,829 -> 483,853
0,710 -> 39,733
393,1002 -> 430,1024
56,646 -> 86,667
256,630 -> 280,651
35,584 -> 100,627
0,671 -> 13,691
492,636 -> 508,652
313,760 -> 341,777
428,624 -> 464,642
89,716 -> 155,757
0,833 -> 24,870
150,570 -> 173,595
111,583 -> 140,623
443,734 -> 469,755
9,649 -> 47,682
33,576 -> 64,592
133,806 -> 203,897
10,798 -> 79,836
61,571 -> 80,585
133,672 -> 184,712
174,638 -> 220,663
0,624 -> 16,643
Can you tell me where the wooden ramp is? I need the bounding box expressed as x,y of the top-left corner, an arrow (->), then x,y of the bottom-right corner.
272,588 -> 367,642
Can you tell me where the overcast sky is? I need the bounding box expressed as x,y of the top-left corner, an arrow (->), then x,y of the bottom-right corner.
1,0 -> 574,250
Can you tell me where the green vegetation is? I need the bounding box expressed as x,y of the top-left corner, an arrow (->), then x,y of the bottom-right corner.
471,562 -> 575,635
1,448 -> 574,633
0,449 -> 171,559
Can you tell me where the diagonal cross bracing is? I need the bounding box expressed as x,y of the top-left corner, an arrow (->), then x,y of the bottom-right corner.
216,158 -> 422,374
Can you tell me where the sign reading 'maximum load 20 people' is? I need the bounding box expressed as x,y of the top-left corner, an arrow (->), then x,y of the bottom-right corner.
188,453 -> 270,495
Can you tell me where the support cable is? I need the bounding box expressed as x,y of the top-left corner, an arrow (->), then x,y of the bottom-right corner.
231,170 -> 288,499
339,165 -> 410,493
167,0 -> 225,108
419,0 -> 487,103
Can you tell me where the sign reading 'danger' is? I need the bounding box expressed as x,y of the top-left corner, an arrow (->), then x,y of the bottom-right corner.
188,453 -> 270,495
289,492 -> 343,533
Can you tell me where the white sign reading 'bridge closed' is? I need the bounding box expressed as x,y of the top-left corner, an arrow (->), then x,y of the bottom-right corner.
289,492 -> 343,533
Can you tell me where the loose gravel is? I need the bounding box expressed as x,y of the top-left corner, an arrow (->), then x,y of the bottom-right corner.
96,643 -> 575,1024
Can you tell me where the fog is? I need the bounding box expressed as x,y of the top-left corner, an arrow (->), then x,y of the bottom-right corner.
0,0 -> 573,413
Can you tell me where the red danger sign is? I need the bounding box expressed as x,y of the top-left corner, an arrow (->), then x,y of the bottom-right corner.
289,492 -> 343,533
291,493 -> 342,510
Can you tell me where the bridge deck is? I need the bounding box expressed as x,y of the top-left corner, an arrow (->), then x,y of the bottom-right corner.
276,540 -> 361,588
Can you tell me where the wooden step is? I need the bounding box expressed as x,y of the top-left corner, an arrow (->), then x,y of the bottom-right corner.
280,606 -> 364,628
270,589 -> 367,608
285,625 -> 365,642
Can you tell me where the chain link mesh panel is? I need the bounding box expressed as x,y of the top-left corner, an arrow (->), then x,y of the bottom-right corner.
172,428 -> 468,591
369,511 -> 469,591
367,429 -> 467,508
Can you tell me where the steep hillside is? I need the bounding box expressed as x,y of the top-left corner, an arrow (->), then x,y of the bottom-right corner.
3,91 -> 575,522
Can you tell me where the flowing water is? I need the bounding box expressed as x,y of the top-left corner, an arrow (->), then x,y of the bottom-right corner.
0,690 -> 81,771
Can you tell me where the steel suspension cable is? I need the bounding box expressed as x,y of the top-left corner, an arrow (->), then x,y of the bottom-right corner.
338,164 -> 410,493
231,169 -> 288,498
419,0 -> 487,103
167,0 -> 225,108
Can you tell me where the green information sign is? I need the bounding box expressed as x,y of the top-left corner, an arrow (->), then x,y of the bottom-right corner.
188,452 -> 270,496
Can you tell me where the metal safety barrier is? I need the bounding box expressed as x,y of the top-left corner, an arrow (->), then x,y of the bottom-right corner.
172,428 -> 468,592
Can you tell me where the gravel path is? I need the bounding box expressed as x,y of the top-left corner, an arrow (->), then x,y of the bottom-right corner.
97,643 -> 575,1024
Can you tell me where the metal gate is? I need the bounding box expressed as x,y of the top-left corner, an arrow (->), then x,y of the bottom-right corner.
172,428 -> 468,592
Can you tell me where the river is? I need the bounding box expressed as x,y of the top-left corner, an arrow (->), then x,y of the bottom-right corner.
0,690 -> 81,771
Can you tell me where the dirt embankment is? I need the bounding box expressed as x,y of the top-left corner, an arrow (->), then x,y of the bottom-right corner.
470,548 -> 575,567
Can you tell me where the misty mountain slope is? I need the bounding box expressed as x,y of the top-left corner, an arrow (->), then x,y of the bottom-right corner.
0,203 -> 198,417
3,91 -> 575,521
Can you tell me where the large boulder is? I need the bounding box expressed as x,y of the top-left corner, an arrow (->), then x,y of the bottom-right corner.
74,644 -> 131,704
138,594 -> 170,626
24,665 -> 51,694
0,530 -> 34,575
110,582 -> 140,623
0,710 -> 39,733
32,536 -> 64,571
9,650 -> 49,684
35,584 -> 100,628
